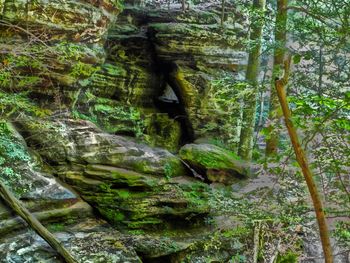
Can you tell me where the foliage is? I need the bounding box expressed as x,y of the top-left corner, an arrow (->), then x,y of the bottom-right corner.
0,91 -> 51,118
208,74 -> 255,149
0,41 -> 103,92
275,251 -> 298,263
0,122 -> 33,195
333,221 -> 350,246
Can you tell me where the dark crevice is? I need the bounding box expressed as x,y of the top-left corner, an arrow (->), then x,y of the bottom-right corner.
114,130 -> 136,137
152,63 -> 195,145
139,255 -> 176,263
143,25 -> 195,146
106,12 -> 195,147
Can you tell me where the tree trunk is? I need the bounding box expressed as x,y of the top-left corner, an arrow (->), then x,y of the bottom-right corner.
0,182 -> 78,263
182,0 -> 186,11
265,0 -> 288,156
238,0 -> 266,160
275,57 -> 334,263
318,44 -> 324,96
221,0 -> 226,27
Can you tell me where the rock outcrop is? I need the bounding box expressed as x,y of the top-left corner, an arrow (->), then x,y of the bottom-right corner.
0,0 -> 256,262
93,1 -> 249,151
15,117 -> 211,230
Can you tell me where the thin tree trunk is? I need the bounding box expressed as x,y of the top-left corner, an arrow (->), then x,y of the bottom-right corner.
318,44 -> 324,96
221,0 -> 226,27
0,182 -> 78,263
238,0 -> 266,160
182,0 -> 186,11
258,91 -> 265,127
275,57 -> 334,263
265,0 -> 288,156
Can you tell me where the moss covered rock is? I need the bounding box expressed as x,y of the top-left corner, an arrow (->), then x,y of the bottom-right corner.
143,2 -> 249,152
73,93 -> 182,151
58,164 -> 210,230
18,118 -> 185,177
179,143 -> 250,184
0,0 -> 120,41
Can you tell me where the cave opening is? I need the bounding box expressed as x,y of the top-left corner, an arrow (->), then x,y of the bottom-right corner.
153,62 -> 194,146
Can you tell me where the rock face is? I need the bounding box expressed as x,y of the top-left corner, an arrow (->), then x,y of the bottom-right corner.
115,2 -> 247,151
68,0 -> 249,152
59,165 -> 210,229
0,0 -> 257,262
17,118 -> 185,177
148,7 -> 248,149
0,121 -> 141,262
1,0 -> 248,152
16,117 -> 210,230
0,0 -> 120,92
0,217 -> 142,263
1,2 -> 348,262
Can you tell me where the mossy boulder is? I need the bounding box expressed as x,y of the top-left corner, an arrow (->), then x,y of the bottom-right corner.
58,164 -> 210,230
179,143 -> 250,184
18,118 -> 186,177
84,164 -> 158,189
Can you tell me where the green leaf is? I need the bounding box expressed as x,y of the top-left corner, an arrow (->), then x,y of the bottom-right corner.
293,54 -> 302,64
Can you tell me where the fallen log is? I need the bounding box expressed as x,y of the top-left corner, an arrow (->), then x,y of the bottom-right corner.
0,182 -> 78,263
0,201 -> 93,236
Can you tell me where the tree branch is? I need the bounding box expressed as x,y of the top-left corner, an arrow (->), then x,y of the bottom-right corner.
286,5 -> 340,28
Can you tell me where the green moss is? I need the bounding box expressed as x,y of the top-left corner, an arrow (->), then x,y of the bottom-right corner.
0,41 -> 104,90
47,223 -> 65,232
0,122 -> 34,195
99,183 -> 111,192
143,113 -> 181,152
0,91 -> 51,118
276,251 -> 298,263
196,150 -> 239,168
70,62 -> 100,78
73,92 -> 145,138
127,218 -> 163,229
56,41 -> 89,61
334,221 -> 350,245
0,52 -> 45,89
179,144 -> 249,183
181,182 -> 210,209
222,226 -> 251,238
164,162 -> 174,178
116,189 -> 131,199
85,164 -> 159,188
99,208 -> 126,223
115,212 -> 126,221
103,63 -> 126,75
